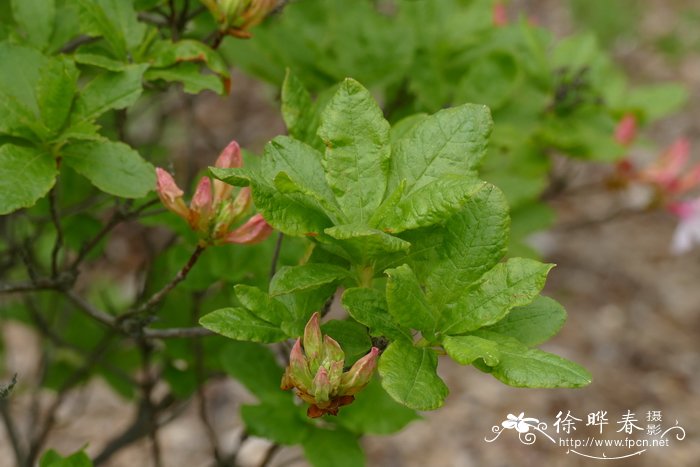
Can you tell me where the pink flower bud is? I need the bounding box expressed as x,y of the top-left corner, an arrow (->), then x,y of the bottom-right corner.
283,338 -> 313,391
641,138 -> 691,189
677,164 -> 700,194
191,177 -> 213,214
615,114 -> 637,146
323,335 -> 344,361
155,168 -> 189,219
340,347 -> 379,395
302,312 -> 323,362
222,214 -> 273,245
213,141 -> 243,204
312,366 -> 331,404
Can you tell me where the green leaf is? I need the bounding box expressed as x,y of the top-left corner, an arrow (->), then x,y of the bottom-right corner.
440,258 -> 554,335
482,295 -> 566,346
281,69 -> 315,143
234,285 -> 291,325
321,320 -> 371,364
341,287 -> 412,342
147,39 -> 230,79
11,0 -> 56,50
144,63 -> 225,95
73,52 -> 127,71
0,43 -> 51,140
40,449 -> 92,467
219,340 -> 286,402
423,184 -> 510,308
262,136 -> 340,219
62,140 -> 155,198
318,78 -> 391,222
626,83 -> 688,122
302,427 -> 365,467
372,176 -> 486,233
37,56 -> 79,135
270,263 -> 348,296
378,340 -> 448,410
0,145 -> 57,215
250,179 -> 333,237
200,307 -> 288,343
336,378 -> 419,435
75,0 -> 128,58
442,335 -> 500,366
385,264 -> 436,335
472,332 -> 592,388
72,65 -> 148,124
389,103 -> 492,193
322,224 -> 410,263
241,400 -> 310,445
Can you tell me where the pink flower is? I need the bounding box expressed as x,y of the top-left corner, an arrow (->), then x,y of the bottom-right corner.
668,198 -> 700,254
155,140 -> 273,246
638,139 -> 700,196
615,114 -> 637,146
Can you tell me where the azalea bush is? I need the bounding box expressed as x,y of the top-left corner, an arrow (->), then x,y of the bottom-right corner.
0,1 -> 688,466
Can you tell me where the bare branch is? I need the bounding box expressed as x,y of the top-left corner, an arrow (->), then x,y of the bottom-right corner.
143,327 -> 214,339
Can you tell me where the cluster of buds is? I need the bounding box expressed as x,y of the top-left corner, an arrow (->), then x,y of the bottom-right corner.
281,313 -> 380,418
155,140 -> 272,247
200,0 -> 277,38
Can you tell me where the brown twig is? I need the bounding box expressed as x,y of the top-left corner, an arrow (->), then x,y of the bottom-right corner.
48,183 -> 64,277
134,244 -> 206,314
269,233 -> 284,280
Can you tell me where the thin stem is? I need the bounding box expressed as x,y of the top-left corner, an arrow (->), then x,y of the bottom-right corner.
135,245 -> 206,314
48,183 -> 64,277
0,397 -> 25,466
25,334 -> 115,466
191,293 -> 222,463
269,233 -> 284,280
143,327 -> 214,339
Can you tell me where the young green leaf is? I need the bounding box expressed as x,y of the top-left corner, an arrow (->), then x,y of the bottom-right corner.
0,145 -> 57,215
200,307 -> 288,343
321,224 -> 410,264
317,78 -> 391,222
385,264 -> 436,335
145,63 -> 225,95
37,56 -> 79,135
341,287 -> 412,342
281,69 -> 317,144
482,295 -> 567,346
40,449 -> 92,467
270,263 -> 348,296
11,0 -> 56,51
423,184 -> 510,308
439,258 -> 554,335
234,284 -> 291,325
71,64 -> 148,124
389,103 -> 492,193
472,332 -> 592,388
371,176 -> 486,233
442,335 -> 500,366
61,140 -> 155,198
379,340 -> 448,410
